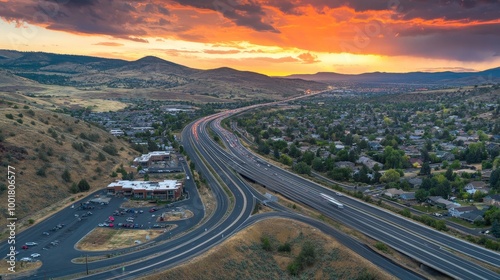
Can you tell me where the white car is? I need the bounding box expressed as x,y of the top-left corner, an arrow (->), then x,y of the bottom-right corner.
335,192 -> 343,196
20,257 -> 32,262
31,253 -> 40,258
25,242 -> 38,246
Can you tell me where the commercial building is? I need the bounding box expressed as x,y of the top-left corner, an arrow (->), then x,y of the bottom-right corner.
106,180 -> 183,201
133,151 -> 171,167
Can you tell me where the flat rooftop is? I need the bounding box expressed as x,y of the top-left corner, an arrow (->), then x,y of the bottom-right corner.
108,180 -> 180,191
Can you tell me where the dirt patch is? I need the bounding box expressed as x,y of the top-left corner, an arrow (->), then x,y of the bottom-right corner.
76,227 -> 172,251
159,209 -> 194,221
140,218 -> 396,280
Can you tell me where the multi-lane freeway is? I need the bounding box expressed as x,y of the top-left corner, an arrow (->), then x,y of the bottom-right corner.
3,92 -> 498,279
192,103 -> 500,280
2,105 -> 422,279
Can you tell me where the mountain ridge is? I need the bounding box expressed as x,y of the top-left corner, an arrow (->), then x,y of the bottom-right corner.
285,67 -> 500,84
0,50 -> 325,101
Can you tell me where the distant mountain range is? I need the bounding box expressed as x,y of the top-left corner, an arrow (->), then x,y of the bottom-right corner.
0,50 -> 325,100
285,68 -> 500,85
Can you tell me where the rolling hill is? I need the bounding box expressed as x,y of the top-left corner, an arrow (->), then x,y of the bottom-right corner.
0,50 -> 325,101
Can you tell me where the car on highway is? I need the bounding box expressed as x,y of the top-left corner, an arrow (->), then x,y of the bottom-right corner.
25,242 -> 38,246
335,192 -> 343,196
20,257 -> 32,262
22,245 -> 29,250
42,231 -> 50,236
31,253 -> 40,258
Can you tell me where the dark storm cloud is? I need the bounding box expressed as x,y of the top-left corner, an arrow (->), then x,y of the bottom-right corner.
267,0 -> 500,21
0,0 -> 165,42
395,24 -> 500,61
171,0 -> 279,32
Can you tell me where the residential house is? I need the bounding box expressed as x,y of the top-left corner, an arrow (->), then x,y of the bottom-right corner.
484,194 -> 500,207
335,161 -> 355,169
400,192 -> 416,201
436,151 -> 455,161
427,196 -> 456,209
460,210 -> 485,223
357,156 -> 384,170
414,129 -> 425,136
368,141 -> 383,151
448,206 -> 478,218
482,169 -> 492,181
464,181 -> 487,194
407,177 -> 423,187
384,188 -> 404,199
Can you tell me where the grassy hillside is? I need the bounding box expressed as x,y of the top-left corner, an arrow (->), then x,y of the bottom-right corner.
0,97 -> 136,234
141,218 -> 396,280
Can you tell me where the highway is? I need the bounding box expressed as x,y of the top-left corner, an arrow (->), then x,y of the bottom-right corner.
70,116 -> 422,280
2,91 -> 495,279
1,104 -> 418,279
195,104 -> 500,280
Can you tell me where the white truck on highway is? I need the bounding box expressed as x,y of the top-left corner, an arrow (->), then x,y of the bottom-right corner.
320,193 -> 344,209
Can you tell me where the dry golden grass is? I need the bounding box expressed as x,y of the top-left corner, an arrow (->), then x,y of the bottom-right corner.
76,227 -> 171,251
140,218 -> 396,280
0,259 -> 42,276
49,98 -> 128,112
192,169 -> 216,219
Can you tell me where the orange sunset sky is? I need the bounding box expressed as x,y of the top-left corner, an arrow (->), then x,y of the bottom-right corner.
0,0 -> 499,76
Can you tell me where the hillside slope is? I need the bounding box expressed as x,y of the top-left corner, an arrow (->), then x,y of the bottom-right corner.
0,97 -> 136,233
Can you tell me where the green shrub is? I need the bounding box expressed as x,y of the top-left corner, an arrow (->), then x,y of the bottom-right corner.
278,242 -> 291,252
103,144 -> 118,156
261,236 -> 272,251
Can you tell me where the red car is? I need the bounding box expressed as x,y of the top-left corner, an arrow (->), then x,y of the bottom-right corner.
22,245 -> 28,250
